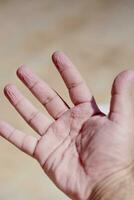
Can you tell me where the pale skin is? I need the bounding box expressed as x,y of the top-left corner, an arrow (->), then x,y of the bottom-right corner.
0,51 -> 134,200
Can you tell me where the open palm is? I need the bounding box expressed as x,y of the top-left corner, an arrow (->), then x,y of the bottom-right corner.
0,52 -> 134,200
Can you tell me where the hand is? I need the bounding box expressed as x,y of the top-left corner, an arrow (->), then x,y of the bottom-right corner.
0,52 -> 134,200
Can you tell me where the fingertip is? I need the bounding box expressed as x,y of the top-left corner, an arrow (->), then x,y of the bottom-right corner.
52,51 -> 64,61
4,84 -> 23,106
114,69 -> 134,85
4,84 -> 18,103
112,69 -> 134,95
4,84 -> 15,94
16,64 -> 27,77
52,51 -> 68,66
121,69 -> 134,74
52,51 -> 73,74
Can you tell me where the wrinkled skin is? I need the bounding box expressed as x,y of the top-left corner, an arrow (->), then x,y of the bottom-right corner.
0,52 -> 134,200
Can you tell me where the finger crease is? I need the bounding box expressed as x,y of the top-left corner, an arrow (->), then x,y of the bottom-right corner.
28,111 -> 40,124
29,80 -> 39,90
7,128 -> 17,140
54,108 -> 68,120
43,95 -> 57,106
68,81 -> 84,90
58,66 -> 69,74
21,134 -> 28,151
32,139 -> 40,158
14,97 -> 24,107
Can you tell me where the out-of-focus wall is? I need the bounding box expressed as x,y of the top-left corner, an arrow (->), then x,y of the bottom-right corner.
0,0 -> 134,199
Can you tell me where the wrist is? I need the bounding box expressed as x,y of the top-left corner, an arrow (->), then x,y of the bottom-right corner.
88,161 -> 134,200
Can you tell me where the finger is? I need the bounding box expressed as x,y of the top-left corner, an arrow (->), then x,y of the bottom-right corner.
52,51 -> 100,112
0,120 -> 38,156
17,66 -> 69,120
109,70 -> 134,121
4,84 -> 52,135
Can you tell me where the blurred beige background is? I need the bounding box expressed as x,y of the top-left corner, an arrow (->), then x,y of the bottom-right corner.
0,0 -> 134,199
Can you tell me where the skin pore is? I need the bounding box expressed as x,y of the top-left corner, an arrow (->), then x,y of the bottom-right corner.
0,52 -> 134,199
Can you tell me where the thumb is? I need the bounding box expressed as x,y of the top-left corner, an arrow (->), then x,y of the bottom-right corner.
109,69 -> 134,122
